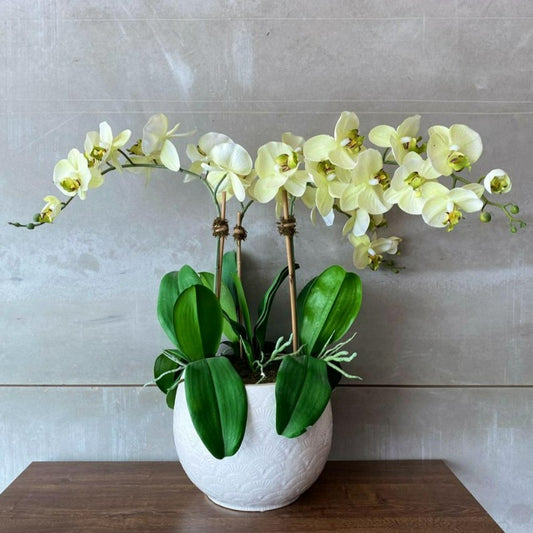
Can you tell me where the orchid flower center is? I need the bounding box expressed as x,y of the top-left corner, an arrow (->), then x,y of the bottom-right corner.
38,207 -> 54,223
60,177 -> 81,193
447,150 -> 470,172
128,140 -> 143,156
275,151 -> 298,173
490,175 -> 509,193
367,247 -> 383,270
369,169 -> 390,190
317,160 -> 336,179
341,129 -> 364,154
404,171 -> 426,191
86,145 -> 106,167
444,204 -> 463,231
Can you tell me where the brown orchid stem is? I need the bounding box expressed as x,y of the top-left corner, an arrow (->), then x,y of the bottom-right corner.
232,210 -> 246,360
236,211 -> 243,279
215,192 -> 227,299
282,190 -> 299,352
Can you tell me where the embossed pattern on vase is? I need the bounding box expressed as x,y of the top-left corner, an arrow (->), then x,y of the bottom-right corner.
173,382 -> 333,511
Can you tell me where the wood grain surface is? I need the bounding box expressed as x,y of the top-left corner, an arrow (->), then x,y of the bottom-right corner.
0,461 -> 502,532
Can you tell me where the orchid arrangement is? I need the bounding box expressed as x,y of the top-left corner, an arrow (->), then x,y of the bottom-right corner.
10,111 -> 525,459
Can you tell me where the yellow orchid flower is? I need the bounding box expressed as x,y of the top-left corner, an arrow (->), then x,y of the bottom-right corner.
421,183 -> 483,230
253,141 -> 309,203
84,121 -> 131,173
384,152 -> 441,215
53,148 -> 92,200
484,169 -> 512,194
427,124 -> 482,176
368,114 -> 422,164
38,195 -> 62,223
303,111 -> 364,170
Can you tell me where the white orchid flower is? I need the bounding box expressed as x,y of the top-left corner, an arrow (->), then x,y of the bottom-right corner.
384,152 -> 441,215
368,115 -> 421,164
484,169 -> 512,194
185,132 -> 234,178
203,142 -> 253,202
84,121 -> 131,172
303,111 -> 364,170
427,124 -> 482,176
252,141 -> 309,203
339,148 -> 392,216
142,114 -> 183,172
421,183 -> 484,230
348,233 -> 401,270
305,160 -> 340,220
53,148 -> 92,199
38,195 -> 62,223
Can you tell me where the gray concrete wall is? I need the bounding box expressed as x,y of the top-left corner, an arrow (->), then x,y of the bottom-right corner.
1,1 -> 532,530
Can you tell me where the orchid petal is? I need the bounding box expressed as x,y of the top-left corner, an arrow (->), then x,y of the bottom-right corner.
160,140 -> 181,172
397,115 -> 421,138
368,125 -> 395,148
303,135 -> 337,162
329,147 -> 356,170
334,111 -> 360,140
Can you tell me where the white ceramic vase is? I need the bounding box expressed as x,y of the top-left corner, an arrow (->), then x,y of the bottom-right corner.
173,382 -> 332,511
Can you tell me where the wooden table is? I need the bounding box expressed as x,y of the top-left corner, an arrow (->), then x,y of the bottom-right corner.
0,461 -> 502,532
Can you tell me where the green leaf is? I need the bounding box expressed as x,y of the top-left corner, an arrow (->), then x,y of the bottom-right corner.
157,271 -> 181,346
232,274 -> 252,341
166,387 -> 177,409
222,310 -> 255,370
275,355 -> 331,438
157,266 -> 204,347
198,271 -> 215,292
296,276 -> 315,327
185,357 -> 247,459
298,266 -> 362,356
173,285 -> 223,361
177,265 -> 202,292
222,251 -> 238,305
153,352 -> 179,393
200,271 -> 239,343
254,265 -> 299,350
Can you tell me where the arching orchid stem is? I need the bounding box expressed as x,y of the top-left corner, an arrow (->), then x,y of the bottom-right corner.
117,148 -> 135,166
280,190 -> 299,352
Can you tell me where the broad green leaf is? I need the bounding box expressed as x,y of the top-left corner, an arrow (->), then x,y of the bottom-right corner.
199,271 -> 239,343
198,271 -> 215,292
298,266 -> 362,356
222,251 -> 238,305
185,357 -> 247,459
153,352 -> 179,393
232,274 -> 252,341
275,355 -> 331,438
296,276 -> 315,326
173,285 -> 223,361
222,310 -> 248,340
254,265 -> 299,350
157,271 -> 181,346
177,265 -> 202,292
314,271 -> 361,352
